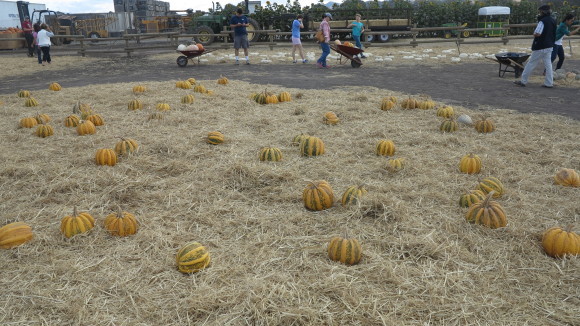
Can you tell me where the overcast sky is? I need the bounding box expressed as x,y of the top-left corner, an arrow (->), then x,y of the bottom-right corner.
12,0 -> 326,14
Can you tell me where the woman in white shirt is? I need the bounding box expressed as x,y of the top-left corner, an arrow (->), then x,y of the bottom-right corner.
37,24 -> 54,65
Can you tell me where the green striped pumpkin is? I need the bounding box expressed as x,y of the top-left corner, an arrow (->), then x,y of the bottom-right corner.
207,131 -> 224,145
459,189 -> 486,208
375,139 -> 395,156
303,180 -> 334,211
176,241 -> 211,274
440,119 -> 458,133
259,147 -> 282,162
291,133 -> 309,146
299,136 -> 325,157
477,176 -> 504,198
341,185 -> 367,206
327,236 -> 362,265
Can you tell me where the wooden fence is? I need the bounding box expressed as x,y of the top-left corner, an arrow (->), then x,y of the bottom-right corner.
1,24 -> 578,57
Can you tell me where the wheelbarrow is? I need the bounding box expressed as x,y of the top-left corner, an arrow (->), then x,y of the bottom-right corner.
330,44 -> 364,68
489,52 -> 531,78
176,48 -> 217,67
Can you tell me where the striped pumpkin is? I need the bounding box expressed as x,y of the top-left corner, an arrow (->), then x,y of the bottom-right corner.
77,120 -> 96,136
474,117 -> 495,133
148,112 -> 164,121
266,94 -> 279,104
35,113 -> 51,124
0,222 -> 34,249
176,80 -> 192,89
25,97 -> 39,107
542,226 -> 580,258
48,82 -> 62,91
327,236 -> 362,265
34,123 -> 54,138
554,168 -> 580,187
299,136 -> 325,157
477,177 -> 504,198
60,207 -> 95,238
303,180 -> 334,211
217,76 -> 229,85
193,84 -> 206,93
104,208 -> 138,237
380,98 -> 395,111
207,131 -> 224,145
95,148 -> 117,166
187,78 -> 196,85
341,185 -> 367,206
436,106 -> 454,118
459,189 -> 487,208
132,85 -> 146,93
176,241 -> 211,274
115,138 -> 139,156
401,97 -> 418,109
323,111 -> 339,125
63,115 -> 80,127
278,91 -> 291,102
254,93 -> 267,104
18,90 -> 31,98
181,94 -> 195,104
440,119 -> 458,133
259,147 -> 283,162
465,192 -> 507,229
291,133 -> 309,146
128,99 -> 143,111
19,117 -> 38,128
156,103 -> 171,111
459,153 -> 481,174
375,139 -> 395,156
418,100 -> 436,110
86,114 -> 104,126
387,158 -> 405,172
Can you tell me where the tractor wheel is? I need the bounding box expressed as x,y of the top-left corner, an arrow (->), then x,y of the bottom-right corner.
444,32 -> 452,39
88,31 -> 101,43
246,18 -> 261,43
193,26 -> 215,46
462,30 -> 470,38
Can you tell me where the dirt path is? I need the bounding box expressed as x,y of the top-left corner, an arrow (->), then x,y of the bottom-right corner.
1,53 -> 578,120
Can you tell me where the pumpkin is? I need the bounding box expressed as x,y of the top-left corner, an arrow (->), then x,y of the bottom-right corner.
465,192 -> 507,229
181,94 -> 195,104
259,147 -> 283,162
459,153 -> 481,174
341,185 -> 367,206
76,120 -> 96,135
128,99 -> 143,111
205,90 -> 214,96
401,97 -> 418,109
34,123 -> 54,138
148,112 -> 164,120
48,82 -> 62,91
115,138 -> 139,156
25,97 -> 39,107
474,117 -> 495,133
327,236 -> 362,265
385,96 -> 397,103
254,92 -> 267,105
207,131 -> 224,145
436,106 -> 454,118
375,139 -> 395,156
278,91 -> 292,102
193,84 -> 207,93
217,76 -> 229,85
18,89 -> 31,98
86,114 -> 104,126
440,118 -> 459,133
196,43 -> 205,51
132,85 -> 146,93
0,222 -> 33,249
60,207 -> 95,238
418,100 -> 436,110
95,148 -> 117,166
72,101 -> 92,116
477,176 -> 504,198
291,133 -> 309,146
176,80 -> 192,89
387,157 -> 405,172
542,225 -> 580,258
19,117 -> 38,128
63,115 -> 80,127
187,77 -> 196,85
176,241 -> 211,274
303,180 -> 334,211
300,136 -> 325,156
35,113 -> 51,124
554,168 -> 580,187
156,103 -> 171,111
104,207 -> 138,236
380,98 -> 396,111
323,111 -> 339,125
266,94 -> 279,104
459,189 -> 487,208
457,114 -> 473,125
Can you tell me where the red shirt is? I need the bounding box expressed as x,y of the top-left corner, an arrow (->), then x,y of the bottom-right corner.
22,20 -> 32,33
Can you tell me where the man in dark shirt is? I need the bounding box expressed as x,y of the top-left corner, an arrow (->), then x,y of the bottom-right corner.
22,16 -> 34,57
230,8 -> 250,65
514,5 -> 557,88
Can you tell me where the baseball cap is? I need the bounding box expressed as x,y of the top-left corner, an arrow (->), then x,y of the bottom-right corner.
324,13 -> 333,20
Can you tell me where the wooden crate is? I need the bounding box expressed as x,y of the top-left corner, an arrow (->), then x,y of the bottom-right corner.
0,32 -> 25,50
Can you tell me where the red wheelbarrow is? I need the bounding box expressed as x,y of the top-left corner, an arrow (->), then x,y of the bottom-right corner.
330,44 -> 364,68
176,48 -> 217,67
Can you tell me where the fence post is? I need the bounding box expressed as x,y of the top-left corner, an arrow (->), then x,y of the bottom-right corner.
412,24 -> 418,48
223,26 -> 228,46
79,38 -> 86,57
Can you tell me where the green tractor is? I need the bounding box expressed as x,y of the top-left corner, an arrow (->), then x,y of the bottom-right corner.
190,0 -> 260,45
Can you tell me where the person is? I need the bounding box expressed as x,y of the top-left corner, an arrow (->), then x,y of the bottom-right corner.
37,23 -> 54,66
316,13 -> 332,68
22,16 -> 34,57
551,14 -> 580,71
347,13 -> 366,58
230,8 -> 250,65
32,23 -> 42,65
514,5 -> 557,88
291,14 -> 308,64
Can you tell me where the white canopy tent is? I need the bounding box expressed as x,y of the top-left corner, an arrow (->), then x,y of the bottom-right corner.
478,6 -> 511,16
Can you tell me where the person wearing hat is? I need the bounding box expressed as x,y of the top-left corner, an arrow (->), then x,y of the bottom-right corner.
316,13 -> 332,68
22,16 -> 34,57
514,5 -> 557,88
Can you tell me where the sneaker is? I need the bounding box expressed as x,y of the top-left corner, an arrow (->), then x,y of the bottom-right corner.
316,62 -> 323,68
360,54 -> 366,58
541,84 -> 553,88
513,81 -> 526,87
324,65 -> 332,69
245,61 -> 250,65
235,60 -> 239,65
302,59 -> 309,64
293,60 -> 297,64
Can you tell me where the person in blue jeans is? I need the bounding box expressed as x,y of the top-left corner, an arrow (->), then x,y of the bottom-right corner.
291,14 -> 308,64
316,13 -> 332,68
551,14 -> 580,70
347,14 -> 366,58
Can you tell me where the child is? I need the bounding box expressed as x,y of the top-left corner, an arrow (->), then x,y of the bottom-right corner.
347,14 -> 366,58
291,14 -> 308,64
32,23 -> 42,65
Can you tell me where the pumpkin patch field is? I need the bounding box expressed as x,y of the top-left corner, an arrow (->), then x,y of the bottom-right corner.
1,51 -> 580,324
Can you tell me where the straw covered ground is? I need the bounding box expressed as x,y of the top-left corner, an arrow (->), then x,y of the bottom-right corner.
1,47 -> 579,325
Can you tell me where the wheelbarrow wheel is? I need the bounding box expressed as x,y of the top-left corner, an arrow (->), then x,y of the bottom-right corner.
177,56 -> 188,67
351,59 -> 362,68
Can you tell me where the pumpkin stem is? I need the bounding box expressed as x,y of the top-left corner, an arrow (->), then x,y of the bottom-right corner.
565,224 -> 574,233
73,206 -> 77,217
117,205 -> 123,218
482,191 -> 494,206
